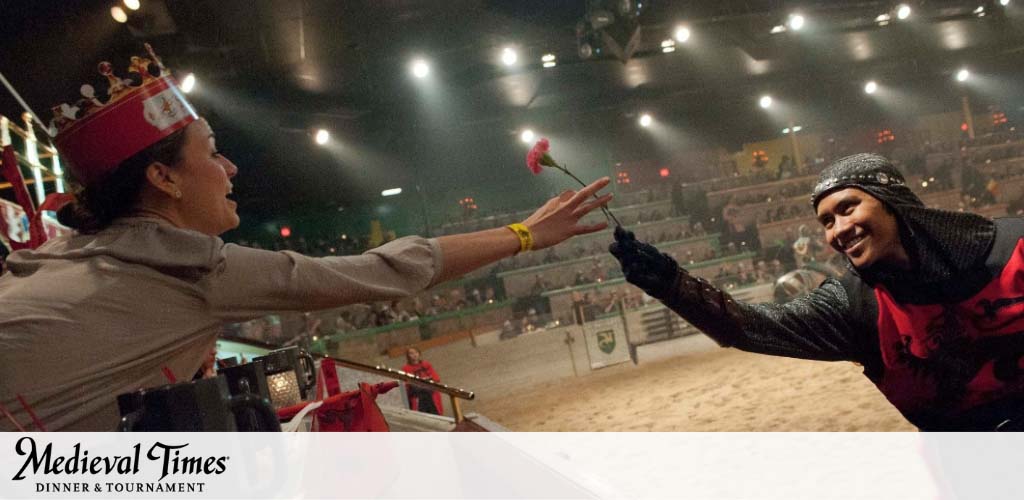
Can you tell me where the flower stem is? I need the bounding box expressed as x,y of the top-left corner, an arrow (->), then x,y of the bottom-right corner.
553,164 -> 621,228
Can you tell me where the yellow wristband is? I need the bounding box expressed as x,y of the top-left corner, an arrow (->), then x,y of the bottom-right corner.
506,223 -> 534,253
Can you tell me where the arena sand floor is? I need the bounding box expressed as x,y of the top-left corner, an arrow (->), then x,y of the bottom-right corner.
476,348 -> 916,432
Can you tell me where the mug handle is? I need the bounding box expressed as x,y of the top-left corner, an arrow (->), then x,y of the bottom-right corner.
229,394 -> 281,432
298,352 -> 316,392
117,410 -> 142,432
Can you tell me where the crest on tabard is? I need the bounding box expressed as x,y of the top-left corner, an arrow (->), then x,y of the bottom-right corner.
596,329 -> 616,354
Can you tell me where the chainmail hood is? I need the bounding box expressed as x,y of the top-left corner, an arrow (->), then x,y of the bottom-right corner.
811,153 -> 996,303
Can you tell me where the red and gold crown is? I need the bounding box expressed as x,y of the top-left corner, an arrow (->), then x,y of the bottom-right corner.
52,44 -> 197,186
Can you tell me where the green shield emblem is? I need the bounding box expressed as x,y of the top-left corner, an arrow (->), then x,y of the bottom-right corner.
597,330 -> 616,354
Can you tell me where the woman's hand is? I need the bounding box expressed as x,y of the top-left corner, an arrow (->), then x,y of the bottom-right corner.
522,177 -> 613,250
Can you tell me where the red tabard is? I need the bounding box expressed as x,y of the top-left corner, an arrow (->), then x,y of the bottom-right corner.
875,239 -> 1024,418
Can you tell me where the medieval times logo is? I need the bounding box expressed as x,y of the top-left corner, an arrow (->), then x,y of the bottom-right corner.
10,437 -> 228,494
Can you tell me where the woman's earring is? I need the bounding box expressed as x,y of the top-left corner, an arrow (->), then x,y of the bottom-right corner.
174,189 -> 183,199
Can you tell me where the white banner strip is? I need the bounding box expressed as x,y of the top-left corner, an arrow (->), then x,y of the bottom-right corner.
0,433 -> 1019,499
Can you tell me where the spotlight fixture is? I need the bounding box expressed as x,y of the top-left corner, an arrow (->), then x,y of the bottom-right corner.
788,14 -> 805,31
674,25 -> 691,43
660,39 -> 676,53
381,188 -> 403,197
110,6 -> 128,23
639,114 -> 652,127
897,4 -> 912,20
314,129 -> 330,145
501,47 -> 518,66
956,68 -> 970,82
782,128 -> 790,134
770,25 -> 787,34
541,53 -> 557,68
123,0 -> 140,10
759,95 -> 773,109
792,126 -> 802,132
1000,0 -> 1010,6
864,80 -> 878,94
875,14 -> 891,23
410,59 -> 430,79
180,73 -> 196,93
974,5 -> 985,14
520,129 -> 535,144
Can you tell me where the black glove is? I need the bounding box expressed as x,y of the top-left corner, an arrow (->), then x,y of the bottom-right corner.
609,226 -> 680,300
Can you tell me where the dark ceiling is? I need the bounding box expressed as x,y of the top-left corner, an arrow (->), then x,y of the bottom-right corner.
2,0 -> 1024,232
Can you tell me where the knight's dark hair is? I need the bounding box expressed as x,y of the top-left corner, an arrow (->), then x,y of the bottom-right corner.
56,128 -> 188,233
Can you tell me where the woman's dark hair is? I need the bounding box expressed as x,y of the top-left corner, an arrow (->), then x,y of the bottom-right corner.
57,128 -> 188,233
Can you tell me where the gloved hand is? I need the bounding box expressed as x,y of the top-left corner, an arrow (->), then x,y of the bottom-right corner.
608,226 -> 680,300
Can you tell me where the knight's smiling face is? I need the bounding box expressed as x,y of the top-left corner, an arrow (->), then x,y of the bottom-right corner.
815,188 -> 909,269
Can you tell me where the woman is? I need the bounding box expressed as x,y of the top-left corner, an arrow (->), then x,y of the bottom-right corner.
0,59 -> 612,431
611,153 -> 1024,431
401,347 -> 443,415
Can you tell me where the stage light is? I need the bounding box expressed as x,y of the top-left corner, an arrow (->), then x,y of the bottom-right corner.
180,73 -> 196,93
661,39 -> 675,53
792,126 -> 802,132
1000,0 -> 1011,6
788,14 -> 805,31
974,5 -> 985,14
639,114 -> 653,127
897,4 -> 911,20
864,80 -> 878,94
541,53 -> 556,62
111,6 -> 128,23
543,61 -> 557,68
381,188 -> 403,197
759,95 -> 773,109
876,14 -> 891,23
410,59 -> 430,79
501,47 -> 518,66
280,226 -> 292,238
956,68 -> 970,82
674,26 -> 691,43
770,25 -> 787,34
123,0 -> 140,10
782,127 -> 790,134
314,129 -> 330,145
520,129 -> 535,143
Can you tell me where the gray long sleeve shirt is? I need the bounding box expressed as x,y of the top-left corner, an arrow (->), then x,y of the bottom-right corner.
0,217 -> 443,431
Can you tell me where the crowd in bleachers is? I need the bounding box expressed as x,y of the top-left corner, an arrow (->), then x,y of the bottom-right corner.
221,126 -> 1024,354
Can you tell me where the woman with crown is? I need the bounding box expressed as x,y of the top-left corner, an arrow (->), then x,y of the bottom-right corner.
0,48 -> 613,431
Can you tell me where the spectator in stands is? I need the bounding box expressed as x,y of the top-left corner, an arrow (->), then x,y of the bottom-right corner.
499,319 -> 520,340
776,155 -> 795,180
531,274 -> 551,294
611,153 -> 1024,430
671,183 -> 686,217
468,288 -> 483,306
335,312 -> 355,333
401,347 -> 443,415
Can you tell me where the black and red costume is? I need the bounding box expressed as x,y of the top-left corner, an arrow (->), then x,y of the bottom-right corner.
612,154 -> 1024,430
